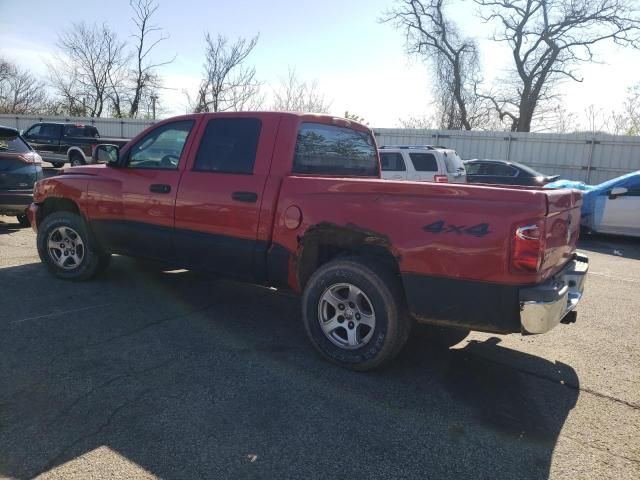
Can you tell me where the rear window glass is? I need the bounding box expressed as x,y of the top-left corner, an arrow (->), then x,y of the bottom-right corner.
293,123 -> 378,176
0,130 -> 31,153
444,152 -> 465,174
194,118 -> 261,174
409,153 -> 438,172
380,152 -> 406,171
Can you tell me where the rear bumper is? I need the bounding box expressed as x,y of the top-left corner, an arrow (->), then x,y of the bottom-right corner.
519,253 -> 589,334
0,190 -> 33,216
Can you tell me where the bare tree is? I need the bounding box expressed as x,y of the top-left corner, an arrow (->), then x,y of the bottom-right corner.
397,114 -> 435,129
271,68 -> 331,113
476,0 -> 640,132
188,33 -> 262,113
126,0 -> 173,118
49,22 -> 128,117
0,58 -> 48,114
383,0 -> 485,130
583,104 -> 609,134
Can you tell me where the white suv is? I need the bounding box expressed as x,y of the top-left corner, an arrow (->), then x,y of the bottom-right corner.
379,145 -> 467,183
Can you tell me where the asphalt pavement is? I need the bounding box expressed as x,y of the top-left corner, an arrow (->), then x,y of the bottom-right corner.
0,217 -> 638,480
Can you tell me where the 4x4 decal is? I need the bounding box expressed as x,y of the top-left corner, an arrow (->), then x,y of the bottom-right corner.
423,221 -> 491,238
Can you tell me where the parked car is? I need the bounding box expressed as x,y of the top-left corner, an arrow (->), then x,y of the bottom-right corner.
546,171 -> 640,238
0,126 -> 43,227
465,159 -> 559,186
22,122 -> 130,168
379,145 -> 466,183
27,112 -> 588,371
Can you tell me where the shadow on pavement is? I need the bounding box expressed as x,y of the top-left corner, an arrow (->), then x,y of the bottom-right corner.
578,234 -> 640,260
0,218 -> 27,235
0,258 -> 579,479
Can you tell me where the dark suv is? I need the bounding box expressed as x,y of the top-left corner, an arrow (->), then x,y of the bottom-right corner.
22,122 -> 129,168
0,126 -> 43,226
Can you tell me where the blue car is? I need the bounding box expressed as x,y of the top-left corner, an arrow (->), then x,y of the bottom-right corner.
0,126 -> 44,227
546,171 -> 640,238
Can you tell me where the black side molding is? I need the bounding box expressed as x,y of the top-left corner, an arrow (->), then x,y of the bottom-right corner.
232,191 -> 258,203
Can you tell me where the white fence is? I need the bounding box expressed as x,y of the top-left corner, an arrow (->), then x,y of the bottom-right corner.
2,114 -> 639,184
0,114 -> 155,140
374,128 -> 640,184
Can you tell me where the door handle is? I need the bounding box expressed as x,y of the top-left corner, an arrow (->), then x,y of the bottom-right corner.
232,191 -> 258,203
149,184 -> 171,194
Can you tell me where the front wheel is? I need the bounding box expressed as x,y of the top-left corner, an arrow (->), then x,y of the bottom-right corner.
302,257 -> 411,371
37,211 -> 110,280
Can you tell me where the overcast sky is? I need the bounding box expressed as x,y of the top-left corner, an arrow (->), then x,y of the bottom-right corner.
1,0 -> 638,127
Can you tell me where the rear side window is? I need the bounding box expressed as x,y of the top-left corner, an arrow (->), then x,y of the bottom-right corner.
486,163 -> 517,177
380,152 -> 406,171
194,118 -> 261,174
293,123 -> 378,176
0,130 -> 31,153
64,125 -> 99,137
410,153 -> 438,172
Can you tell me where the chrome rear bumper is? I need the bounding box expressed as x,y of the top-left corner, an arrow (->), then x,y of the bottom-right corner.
520,253 -> 589,334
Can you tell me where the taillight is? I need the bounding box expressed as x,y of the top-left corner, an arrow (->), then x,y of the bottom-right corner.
511,221 -> 545,273
434,175 -> 449,183
19,152 -> 42,165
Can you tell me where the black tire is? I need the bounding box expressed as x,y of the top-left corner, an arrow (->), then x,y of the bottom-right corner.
414,323 -> 470,348
302,257 -> 411,371
16,214 -> 30,228
70,152 -> 85,167
37,211 -> 110,280
51,162 -> 65,168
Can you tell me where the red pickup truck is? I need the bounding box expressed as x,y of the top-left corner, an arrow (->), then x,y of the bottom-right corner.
27,112 -> 588,370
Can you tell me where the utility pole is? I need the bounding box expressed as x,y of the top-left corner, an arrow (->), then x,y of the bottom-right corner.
150,94 -> 158,120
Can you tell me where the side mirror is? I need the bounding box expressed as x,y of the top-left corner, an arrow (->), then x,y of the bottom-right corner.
609,186 -> 628,199
93,144 -> 120,166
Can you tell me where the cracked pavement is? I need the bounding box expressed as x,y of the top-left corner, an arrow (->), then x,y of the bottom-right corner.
0,216 -> 638,479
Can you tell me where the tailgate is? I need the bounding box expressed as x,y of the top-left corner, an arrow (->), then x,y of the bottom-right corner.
540,188 -> 583,279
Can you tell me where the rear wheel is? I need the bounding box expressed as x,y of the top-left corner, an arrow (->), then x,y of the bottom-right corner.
16,214 -> 30,228
302,257 -> 411,371
70,152 -> 85,167
37,211 -> 110,280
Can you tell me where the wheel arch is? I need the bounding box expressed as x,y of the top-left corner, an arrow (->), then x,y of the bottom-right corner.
295,222 -> 402,291
37,197 -> 82,225
67,147 -> 88,163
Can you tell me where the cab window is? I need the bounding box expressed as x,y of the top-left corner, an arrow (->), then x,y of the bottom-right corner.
127,121 -> 194,170
193,118 -> 261,174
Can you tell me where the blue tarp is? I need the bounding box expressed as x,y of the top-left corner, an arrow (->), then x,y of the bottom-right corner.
545,171 -> 640,230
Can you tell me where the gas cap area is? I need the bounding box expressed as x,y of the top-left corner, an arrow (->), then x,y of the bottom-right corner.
284,205 -> 303,230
